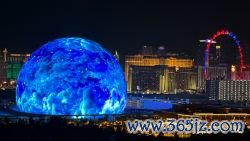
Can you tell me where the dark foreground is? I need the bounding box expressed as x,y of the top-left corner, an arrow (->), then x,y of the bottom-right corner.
1,126 -> 249,141
0,117 -> 250,141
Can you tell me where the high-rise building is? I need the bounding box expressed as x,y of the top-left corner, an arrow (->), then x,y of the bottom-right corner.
3,48 -> 7,62
125,46 -> 195,93
7,53 -> 30,80
0,48 -> 30,83
128,65 -> 197,94
215,45 -> 221,65
209,44 -> 222,66
206,80 -> 250,101
205,80 -> 219,100
206,65 -> 228,80
130,65 -> 165,93
197,39 -> 224,67
167,67 -> 197,93
125,55 -> 194,83
0,49 -> 7,83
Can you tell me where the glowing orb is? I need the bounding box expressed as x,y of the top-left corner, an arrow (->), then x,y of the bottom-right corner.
16,37 -> 127,115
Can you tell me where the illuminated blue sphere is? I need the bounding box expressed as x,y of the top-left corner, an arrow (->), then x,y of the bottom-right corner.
16,37 -> 127,115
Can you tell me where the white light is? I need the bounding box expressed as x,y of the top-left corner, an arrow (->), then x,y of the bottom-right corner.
199,39 -> 217,44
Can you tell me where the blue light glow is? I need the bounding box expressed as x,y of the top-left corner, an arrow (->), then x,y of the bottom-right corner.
236,40 -> 240,46
16,37 -> 127,115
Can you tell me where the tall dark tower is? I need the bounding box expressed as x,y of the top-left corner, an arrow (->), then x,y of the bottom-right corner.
114,50 -> 119,62
215,45 -> 221,65
3,48 -> 7,62
209,44 -> 222,66
197,40 -> 217,66
0,48 -> 7,83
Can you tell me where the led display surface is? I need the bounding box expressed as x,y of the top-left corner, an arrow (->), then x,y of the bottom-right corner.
16,37 -> 127,115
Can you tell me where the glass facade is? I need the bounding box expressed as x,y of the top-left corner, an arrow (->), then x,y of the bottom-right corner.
7,63 -> 21,79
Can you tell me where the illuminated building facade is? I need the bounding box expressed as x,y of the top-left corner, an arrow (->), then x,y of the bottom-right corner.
7,53 -> 30,80
205,65 -> 228,80
167,67 -> 197,93
125,55 -> 193,81
206,80 -> 250,101
0,48 -> 30,83
125,53 -> 195,93
130,65 -> 165,93
205,80 -> 219,100
240,65 -> 250,80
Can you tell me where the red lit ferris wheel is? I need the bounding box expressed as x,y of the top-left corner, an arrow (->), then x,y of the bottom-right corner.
203,29 -> 244,80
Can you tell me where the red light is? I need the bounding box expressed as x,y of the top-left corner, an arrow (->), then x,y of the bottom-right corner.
204,30 -> 244,79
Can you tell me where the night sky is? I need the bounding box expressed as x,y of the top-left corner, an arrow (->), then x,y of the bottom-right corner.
1,0 -> 250,65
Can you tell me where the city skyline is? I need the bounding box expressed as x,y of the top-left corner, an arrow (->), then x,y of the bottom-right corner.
2,1 -> 250,140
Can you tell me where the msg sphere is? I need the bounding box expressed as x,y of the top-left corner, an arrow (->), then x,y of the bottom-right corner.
16,37 -> 127,115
